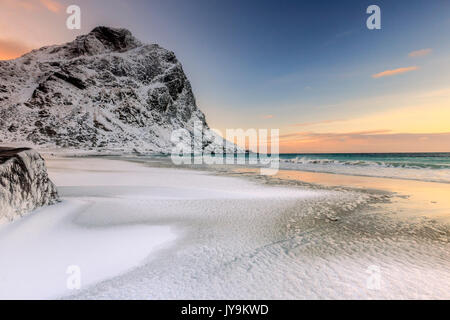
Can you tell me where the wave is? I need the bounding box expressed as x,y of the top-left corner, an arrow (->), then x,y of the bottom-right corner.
280,157 -> 450,170
279,156 -> 450,183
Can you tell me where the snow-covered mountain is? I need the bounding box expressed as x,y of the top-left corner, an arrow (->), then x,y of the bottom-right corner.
0,26 -> 234,154
0,148 -> 58,223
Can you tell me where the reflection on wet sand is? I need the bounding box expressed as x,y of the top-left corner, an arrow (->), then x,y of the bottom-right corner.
235,168 -> 450,224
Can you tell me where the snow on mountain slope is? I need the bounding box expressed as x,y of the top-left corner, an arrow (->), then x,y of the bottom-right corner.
0,26 -> 234,154
0,148 -> 58,223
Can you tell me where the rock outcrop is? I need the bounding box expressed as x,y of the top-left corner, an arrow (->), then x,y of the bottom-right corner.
0,148 -> 59,223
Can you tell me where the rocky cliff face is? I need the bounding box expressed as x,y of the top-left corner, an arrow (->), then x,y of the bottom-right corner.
0,148 -> 59,223
0,26 -> 233,154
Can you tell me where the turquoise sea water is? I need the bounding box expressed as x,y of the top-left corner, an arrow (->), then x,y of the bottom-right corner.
145,152 -> 450,183
278,153 -> 450,170
277,153 -> 450,183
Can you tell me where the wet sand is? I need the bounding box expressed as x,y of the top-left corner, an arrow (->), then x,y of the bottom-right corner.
235,168 -> 450,225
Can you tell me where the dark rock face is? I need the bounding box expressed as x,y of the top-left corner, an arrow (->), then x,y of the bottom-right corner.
0,148 -> 59,223
0,26 -> 231,153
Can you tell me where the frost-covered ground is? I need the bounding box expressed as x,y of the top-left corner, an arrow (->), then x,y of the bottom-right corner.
0,157 -> 449,299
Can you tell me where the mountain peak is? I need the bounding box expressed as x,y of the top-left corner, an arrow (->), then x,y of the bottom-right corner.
87,26 -> 142,51
68,26 -> 142,57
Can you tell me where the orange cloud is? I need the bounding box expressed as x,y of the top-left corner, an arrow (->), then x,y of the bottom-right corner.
0,39 -> 32,60
39,0 -> 62,13
262,115 -> 274,119
279,131 -> 450,153
2,0 -> 36,10
291,119 -> 343,127
409,48 -> 432,57
280,130 -> 391,141
1,0 -> 62,12
372,66 -> 419,79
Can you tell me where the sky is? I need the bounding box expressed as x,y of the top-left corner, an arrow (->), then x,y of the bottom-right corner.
0,0 -> 449,153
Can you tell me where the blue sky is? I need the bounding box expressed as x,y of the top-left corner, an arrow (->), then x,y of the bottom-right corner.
86,0 -> 450,132
1,0 -> 449,152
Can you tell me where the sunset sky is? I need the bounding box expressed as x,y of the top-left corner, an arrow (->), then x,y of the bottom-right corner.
1,0 -> 449,153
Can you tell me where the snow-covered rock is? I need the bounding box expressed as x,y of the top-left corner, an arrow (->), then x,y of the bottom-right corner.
0,148 -> 58,223
0,26 -> 236,154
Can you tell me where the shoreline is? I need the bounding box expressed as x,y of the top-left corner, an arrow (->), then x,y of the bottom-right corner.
115,155 -> 450,225
229,168 -> 450,225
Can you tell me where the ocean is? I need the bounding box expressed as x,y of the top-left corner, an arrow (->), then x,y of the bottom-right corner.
135,152 -> 450,184
277,153 -> 450,183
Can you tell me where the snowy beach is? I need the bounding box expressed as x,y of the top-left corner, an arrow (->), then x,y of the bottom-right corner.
1,1 -> 449,306
0,156 -> 449,299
